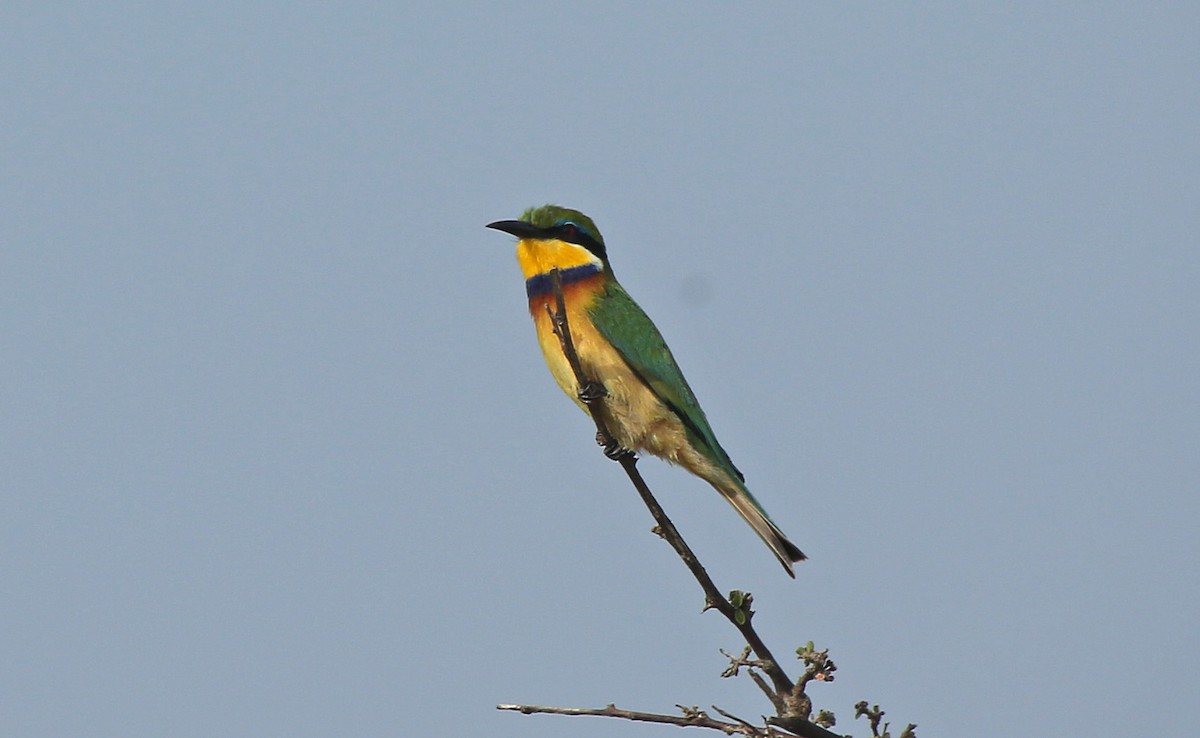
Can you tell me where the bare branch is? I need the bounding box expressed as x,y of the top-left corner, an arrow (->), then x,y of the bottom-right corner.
498,703 -> 772,736
853,701 -> 917,738
721,646 -> 778,706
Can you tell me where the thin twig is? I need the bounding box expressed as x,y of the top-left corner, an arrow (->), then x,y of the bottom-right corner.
497,703 -> 763,736
723,647 -> 780,705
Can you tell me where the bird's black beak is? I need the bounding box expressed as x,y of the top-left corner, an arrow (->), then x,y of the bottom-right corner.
486,219 -> 545,239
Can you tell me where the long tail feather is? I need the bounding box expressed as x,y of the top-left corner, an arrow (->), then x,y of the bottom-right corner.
716,479 -> 806,577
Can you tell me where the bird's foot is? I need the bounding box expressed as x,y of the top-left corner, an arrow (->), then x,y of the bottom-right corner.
577,380 -> 608,405
596,432 -> 635,462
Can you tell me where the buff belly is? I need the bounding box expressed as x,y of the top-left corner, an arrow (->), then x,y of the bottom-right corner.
529,286 -> 726,487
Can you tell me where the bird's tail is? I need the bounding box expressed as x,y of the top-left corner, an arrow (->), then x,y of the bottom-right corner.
715,477 -> 806,578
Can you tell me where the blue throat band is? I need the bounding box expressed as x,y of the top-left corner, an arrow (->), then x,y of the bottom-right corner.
525,264 -> 602,300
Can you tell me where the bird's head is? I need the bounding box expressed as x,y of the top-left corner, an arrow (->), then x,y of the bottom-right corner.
487,205 -> 610,279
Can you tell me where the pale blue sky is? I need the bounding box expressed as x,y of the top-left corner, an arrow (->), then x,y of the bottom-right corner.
3,3 -> 1198,737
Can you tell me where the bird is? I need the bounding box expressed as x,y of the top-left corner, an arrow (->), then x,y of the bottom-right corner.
487,205 -> 805,576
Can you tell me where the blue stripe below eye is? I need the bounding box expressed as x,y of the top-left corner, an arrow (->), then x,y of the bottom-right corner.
525,264 -> 602,299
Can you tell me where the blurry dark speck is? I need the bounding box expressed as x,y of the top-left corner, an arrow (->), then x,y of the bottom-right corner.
679,273 -> 715,307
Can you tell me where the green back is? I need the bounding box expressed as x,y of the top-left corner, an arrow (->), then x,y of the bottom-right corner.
587,279 -> 745,484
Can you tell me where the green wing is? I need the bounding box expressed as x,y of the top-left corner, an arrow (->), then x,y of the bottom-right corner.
587,279 -> 744,482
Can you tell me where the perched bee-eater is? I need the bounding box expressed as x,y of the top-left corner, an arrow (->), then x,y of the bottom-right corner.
487,205 -> 805,576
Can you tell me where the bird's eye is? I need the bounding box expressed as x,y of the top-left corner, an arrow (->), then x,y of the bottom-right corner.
559,223 -> 580,239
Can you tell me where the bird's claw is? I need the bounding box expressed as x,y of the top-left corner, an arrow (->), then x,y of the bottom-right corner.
596,432 -> 635,461
577,381 -> 608,405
